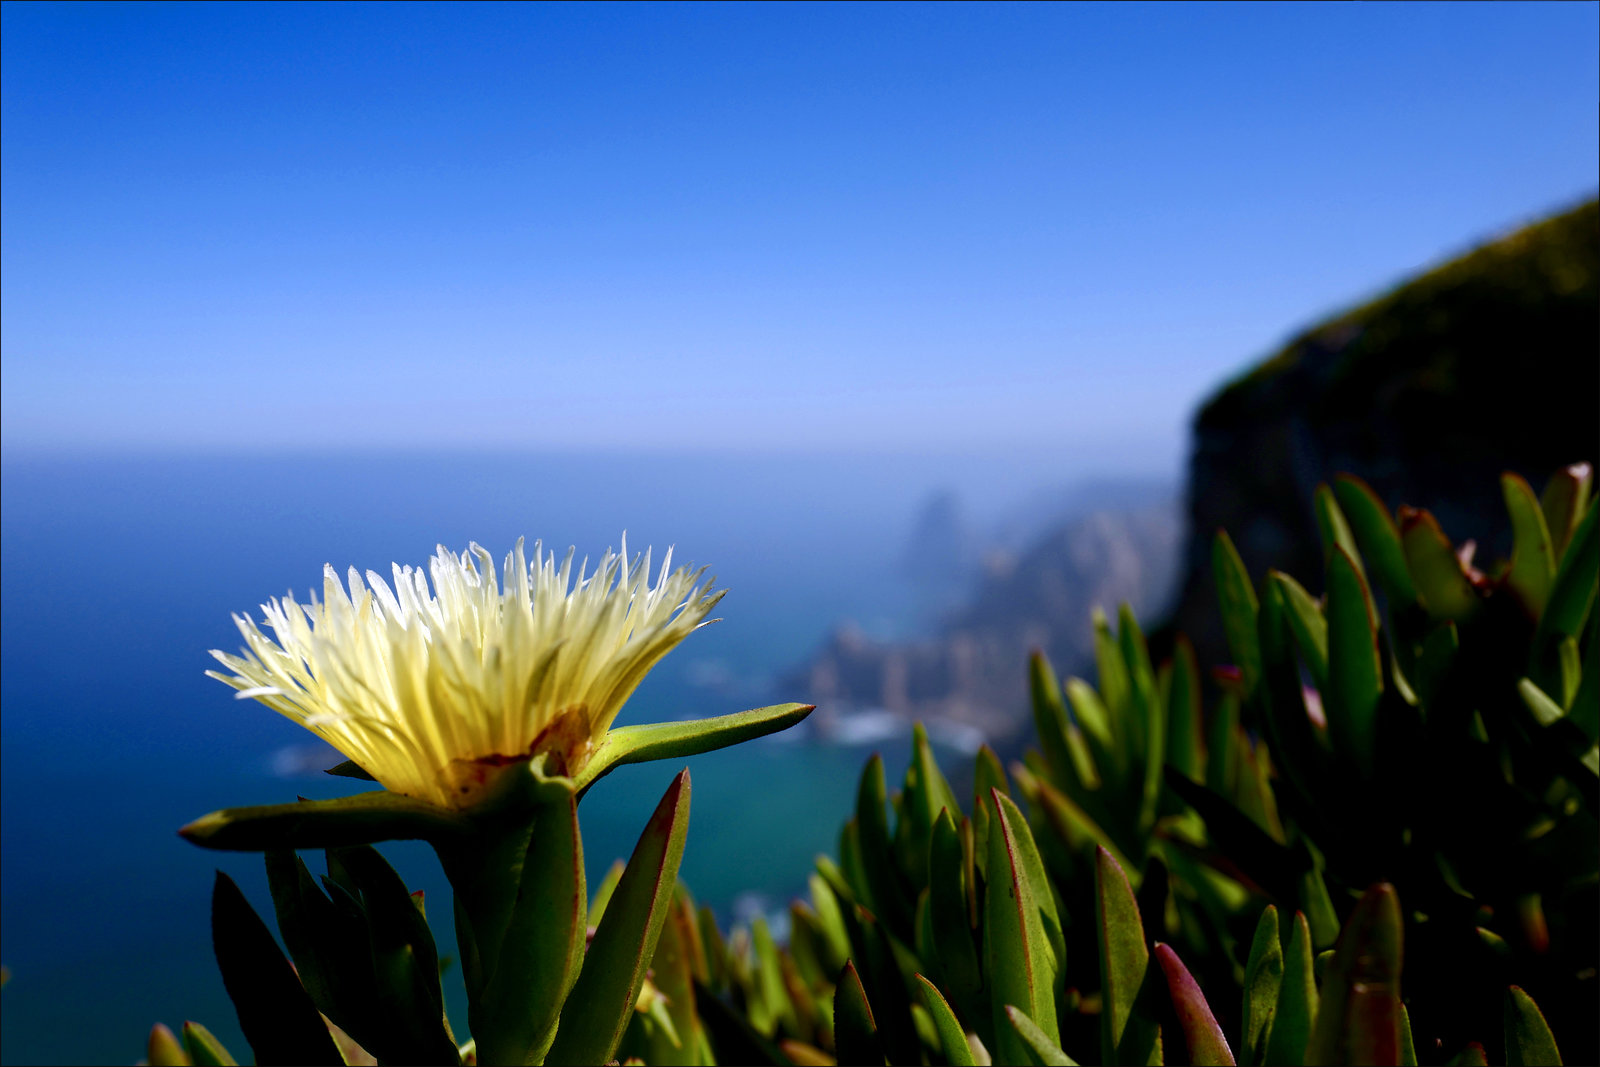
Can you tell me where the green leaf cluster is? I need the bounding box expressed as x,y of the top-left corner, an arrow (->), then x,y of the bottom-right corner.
159,703 -> 810,1066
140,465 -> 1594,1065
683,466 -> 1590,1066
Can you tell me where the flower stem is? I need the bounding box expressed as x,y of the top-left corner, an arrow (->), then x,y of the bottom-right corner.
433,790 -> 587,1066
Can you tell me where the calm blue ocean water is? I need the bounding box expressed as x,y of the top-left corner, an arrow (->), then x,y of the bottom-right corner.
0,449 -> 1066,1065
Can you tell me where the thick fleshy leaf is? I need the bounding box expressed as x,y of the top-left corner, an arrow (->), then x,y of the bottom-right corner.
1503,473 -> 1558,618
1032,651 -> 1079,791
1093,608 -> 1133,721
1306,884 -> 1402,1067
1095,847 -> 1161,1066
1571,620 -> 1600,743
147,1024 -> 190,1066
1256,576 -> 1328,814
1006,1005 -> 1078,1066
1504,986 -> 1563,1066
181,792 -> 469,852
1413,621 -> 1459,708
1066,678 -> 1123,803
1234,736 -> 1283,841
1314,484 -> 1365,581
973,744 -> 1008,880
1540,463 -> 1592,560
1400,509 -> 1479,622
754,915 -> 800,1037
332,847 -> 444,991
436,816 -> 539,1014
855,754 -> 914,938
1241,907 -> 1283,1066
1118,605 -> 1166,831
1090,609 -> 1142,821
264,850 -> 366,1030
914,718 -> 961,818
649,893 -> 706,1067
976,742 -> 1011,795
1273,572 -> 1329,692
1065,676 -> 1114,751
1476,925 -> 1512,958
1556,635 -> 1582,708
827,832 -> 866,908
808,872 -> 852,969
1300,868 -> 1341,951
211,871 -> 345,1066
1333,475 -> 1418,607
898,722 -> 960,892
1265,912 -> 1319,1066
181,1022 -> 238,1067
1119,605 -> 1158,744
779,1039 -> 833,1066
1325,546 -> 1382,780
1155,943 -> 1236,1065
988,788 -> 1059,1065
789,902 -> 829,990
1533,498 -> 1598,686
546,769 -> 692,1066
1399,1003 -> 1417,1067
777,1039 -> 831,1066
845,903 -> 921,1066
915,975 -> 978,1066
834,962 -> 886,1067
1518,678 -> 1566,726
996,791 -> 1065,975
475,793 -> 586,1066
1214,530 -> 1263,696
272,847 -> 449,1065
333,845 -> 459,1064
1167,636 -> 1204,782
1206,691 -> 1241,798
930,809 -> 982,1018
577,703 -> 813,792
1447,1043 -> 1490,1066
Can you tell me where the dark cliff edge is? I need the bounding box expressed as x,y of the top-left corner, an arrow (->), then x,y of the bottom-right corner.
785,197 -> 1596,746
1172,197 -> 1599,668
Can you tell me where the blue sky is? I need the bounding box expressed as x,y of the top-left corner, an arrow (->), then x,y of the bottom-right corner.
3,1 -> 1596,466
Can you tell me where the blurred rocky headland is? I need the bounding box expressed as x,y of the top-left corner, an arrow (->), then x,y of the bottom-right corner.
789,482 -> 1183,748
788,196 -> 1598,747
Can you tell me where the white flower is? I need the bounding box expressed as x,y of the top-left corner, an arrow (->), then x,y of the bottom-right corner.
208,538 -> 722,810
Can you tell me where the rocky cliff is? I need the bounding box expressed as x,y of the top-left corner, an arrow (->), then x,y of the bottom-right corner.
792,500 -> 1181,743
1172,198 -> 1599,667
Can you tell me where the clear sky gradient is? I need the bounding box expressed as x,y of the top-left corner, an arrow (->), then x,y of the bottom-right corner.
3,2 -> 1596,465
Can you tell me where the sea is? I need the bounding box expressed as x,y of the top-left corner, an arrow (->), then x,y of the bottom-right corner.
0,448 -> 1099,1065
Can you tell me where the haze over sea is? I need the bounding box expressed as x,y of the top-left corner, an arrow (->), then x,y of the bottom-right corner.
0,445 -> 1114,1066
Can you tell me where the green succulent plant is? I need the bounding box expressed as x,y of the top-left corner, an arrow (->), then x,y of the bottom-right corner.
1195,467 -> 1596,1058
689,731 -> 1570,1066
152,538 -> 813,1065
684,466 -> 1591,1066
142,470 -> 1593,1064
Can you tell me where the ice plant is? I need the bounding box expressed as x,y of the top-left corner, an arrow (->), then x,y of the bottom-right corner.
184,539 -> 810,851
208,538 -> 723,810
180,536 -> 811,1066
